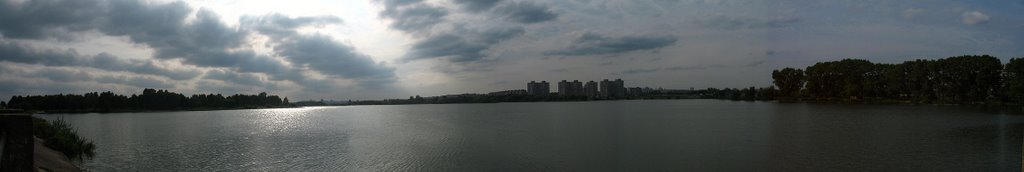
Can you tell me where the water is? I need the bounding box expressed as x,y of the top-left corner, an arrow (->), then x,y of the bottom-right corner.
38,100 -> 1023,171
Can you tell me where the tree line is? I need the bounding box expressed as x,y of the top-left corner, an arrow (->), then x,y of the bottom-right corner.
4,88 -> 291,112
343,87 -> 783,106
772,55 -> 1024,104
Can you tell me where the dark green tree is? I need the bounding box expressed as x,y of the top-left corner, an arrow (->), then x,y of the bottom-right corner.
772,68 -> 805,97
1006,58 -> 1024,102
805,61 -> 840,98
805,59 -> 874,98
7,88 -> 289,111
930,55 -> 1002,103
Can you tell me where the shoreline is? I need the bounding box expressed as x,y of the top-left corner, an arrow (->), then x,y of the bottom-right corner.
334,97 -> 1024,109
16,98 -> 1024,114
34,137 -> 82,172
23,106 -> 301,114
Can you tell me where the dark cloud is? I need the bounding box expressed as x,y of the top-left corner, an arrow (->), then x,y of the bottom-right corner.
495,1 -> 558,24
410,34 -> 487,61
375,0 -> 537,66
407,27 -> 524,62
744,60 -> 765,67
240,14 -> 343,39
31,68 -> 94,82
0,41 -> 200,80
0,64 -> 175,89
1,0 -> 396,90
203,69 -> 268,87
477,27 -> 526,43
379,4 -> 448,32
99,1 -> 193,39
274,34 -> 397,86
453,0 -> 504,12
103,5 -> 350,85
95,75 -> 175,88
0,0 -> 106,39
666,65 -> 708,71
694,16 -> 801,30
91,53 -> 201,80
243,14 -> 397,86
379,0 -> 424,7
546,32 -> 678,56
110,7 -> 249,63
0,0 -> 271,78
622,68 -> 661,74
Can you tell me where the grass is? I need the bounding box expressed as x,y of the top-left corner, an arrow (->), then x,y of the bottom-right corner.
33,117 -> 96,161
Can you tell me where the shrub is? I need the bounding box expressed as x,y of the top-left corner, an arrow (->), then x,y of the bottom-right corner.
33,117 -> 95,160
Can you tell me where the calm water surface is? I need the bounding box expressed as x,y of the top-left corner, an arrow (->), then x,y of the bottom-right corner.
39,100 -> 1023,171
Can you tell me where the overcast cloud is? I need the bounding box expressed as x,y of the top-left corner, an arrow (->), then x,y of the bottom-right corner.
0,0 -> 1022,100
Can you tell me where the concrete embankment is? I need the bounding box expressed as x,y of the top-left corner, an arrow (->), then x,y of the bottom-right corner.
1,113 -> 82,172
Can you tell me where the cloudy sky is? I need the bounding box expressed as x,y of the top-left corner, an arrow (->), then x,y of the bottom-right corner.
1,0 -> 1023,101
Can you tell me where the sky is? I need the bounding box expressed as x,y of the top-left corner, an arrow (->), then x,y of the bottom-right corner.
1,0 -> 1023,101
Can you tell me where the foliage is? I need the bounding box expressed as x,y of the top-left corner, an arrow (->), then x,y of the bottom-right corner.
33,117 -> 96,161
772,68 -> 805,97
698,87 -> 776,101
784,55 -> 1009,104
1006,58 -> 1024,102
7,88 -> 289,111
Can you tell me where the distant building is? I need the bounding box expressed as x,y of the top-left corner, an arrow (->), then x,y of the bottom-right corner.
599,79 -> 626,98
628,87 -> 644,97
488,89 -> 527,96
612,79 -> 625,97
558,80 -> 570,96
571,80 -> 584,96
558,80 -> 585,96
584,81 -> 599,98
527,81 -> 550,96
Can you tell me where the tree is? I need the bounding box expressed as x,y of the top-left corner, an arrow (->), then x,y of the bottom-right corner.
772,68 -> 805,97
834,59 -> 875,99
901,59 -> 936,102
930,55 -> 1002,103
1006,58 -> 1024,102
7,89 -> 289,111
777,55 -> 1014,104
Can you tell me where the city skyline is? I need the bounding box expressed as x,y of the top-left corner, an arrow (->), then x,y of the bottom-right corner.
1,0 -> 1023,101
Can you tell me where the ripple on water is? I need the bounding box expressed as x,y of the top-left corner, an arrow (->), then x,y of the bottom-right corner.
36,101 -> 1024,171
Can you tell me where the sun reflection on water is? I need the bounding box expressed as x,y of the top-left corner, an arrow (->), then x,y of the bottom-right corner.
250,107 -> 333,135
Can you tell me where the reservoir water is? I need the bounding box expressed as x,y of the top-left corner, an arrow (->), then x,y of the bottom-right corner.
38,100 -> 1023,171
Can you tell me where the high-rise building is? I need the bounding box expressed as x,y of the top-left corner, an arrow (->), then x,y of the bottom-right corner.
612,79 -> 626,98
599,79 -> 626,98
558,80 -> 571,96
570,80 -> 584,96
558,80 -> 585,96
584,81 -> 599,98
527,81 -> 550,96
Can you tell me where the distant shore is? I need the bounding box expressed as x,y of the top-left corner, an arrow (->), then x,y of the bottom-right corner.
16,106 -> 299,114
775,97 -> 1024,106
